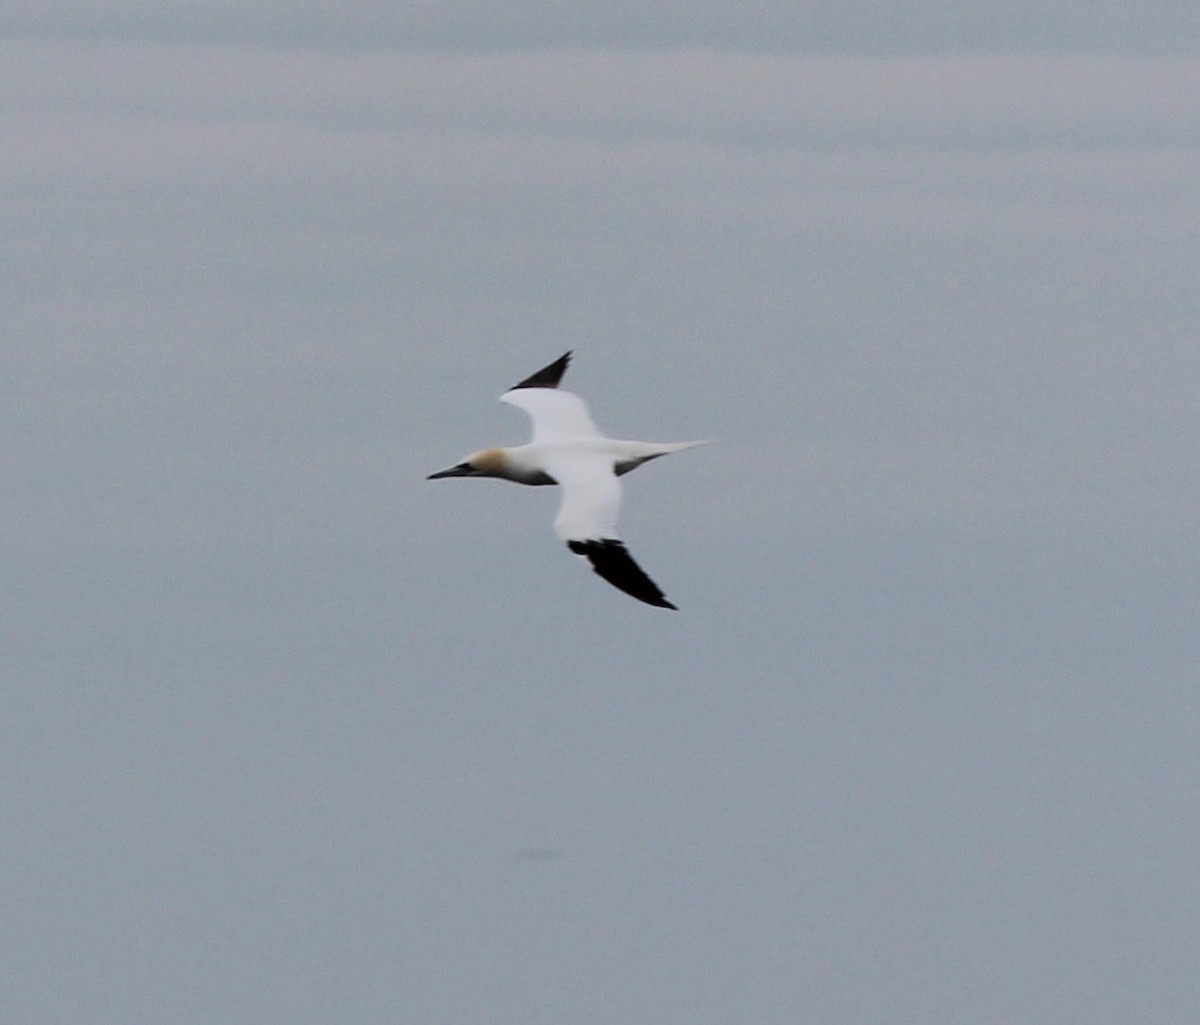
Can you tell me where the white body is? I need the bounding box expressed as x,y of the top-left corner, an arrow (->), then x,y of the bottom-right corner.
497,389 -> 705,543
428,352 -> 707,608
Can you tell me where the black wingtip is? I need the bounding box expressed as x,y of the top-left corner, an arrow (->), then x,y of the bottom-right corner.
510,351 -> 572,391
566,539 -> 678,609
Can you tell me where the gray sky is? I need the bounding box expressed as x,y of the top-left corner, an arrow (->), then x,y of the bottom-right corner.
3,8 -> 1199,1024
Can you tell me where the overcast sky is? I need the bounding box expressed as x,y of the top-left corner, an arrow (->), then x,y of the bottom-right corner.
3,7 -> 1199,1025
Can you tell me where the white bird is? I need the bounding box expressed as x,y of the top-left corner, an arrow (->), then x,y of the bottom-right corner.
427,352 -> 707,609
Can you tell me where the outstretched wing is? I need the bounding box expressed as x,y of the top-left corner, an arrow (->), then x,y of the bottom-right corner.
500,353 -> 603,443
543,453 -> 622,540
542,452 -> 676,609
501,388 -> 604,443
508,351 -> 572,391
566,539 -> 677,610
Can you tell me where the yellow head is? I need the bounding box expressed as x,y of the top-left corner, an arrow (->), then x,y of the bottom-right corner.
426,447 -> 509,480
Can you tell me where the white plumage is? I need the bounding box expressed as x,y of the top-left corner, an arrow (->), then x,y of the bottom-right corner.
427,352 -> 707,609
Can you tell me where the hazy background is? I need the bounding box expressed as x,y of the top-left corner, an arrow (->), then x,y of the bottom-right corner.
3,6 -> 1198,1024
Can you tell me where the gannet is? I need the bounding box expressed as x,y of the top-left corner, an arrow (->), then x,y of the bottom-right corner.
427,352 -> 706,609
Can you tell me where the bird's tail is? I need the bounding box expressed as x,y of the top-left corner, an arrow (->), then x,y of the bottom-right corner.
611,439 -> 711,476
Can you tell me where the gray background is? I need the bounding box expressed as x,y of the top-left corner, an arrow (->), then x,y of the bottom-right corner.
4,6 -> 1198,1023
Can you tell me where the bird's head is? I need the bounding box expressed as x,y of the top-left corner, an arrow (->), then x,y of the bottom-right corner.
426,448 -> 508,480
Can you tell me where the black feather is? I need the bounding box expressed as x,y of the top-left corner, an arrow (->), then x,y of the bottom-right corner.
510,351 -> 572,391
566,539 -> 677,610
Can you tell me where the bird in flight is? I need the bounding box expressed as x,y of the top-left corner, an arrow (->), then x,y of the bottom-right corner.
427,352 -> 707,609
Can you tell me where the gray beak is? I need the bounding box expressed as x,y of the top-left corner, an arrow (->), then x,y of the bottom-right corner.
427,463 -> 474,480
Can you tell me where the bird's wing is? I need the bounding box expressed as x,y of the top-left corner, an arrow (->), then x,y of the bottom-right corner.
508,351 -> 572,390
500,388 -> 604,443
565,538 -> 677,609
541,452 -> 622,540
500,351 -> 603,443
541,452 -> 676,609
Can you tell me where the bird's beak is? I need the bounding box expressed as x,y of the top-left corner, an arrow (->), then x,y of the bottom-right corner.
427,463 -> 474,480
